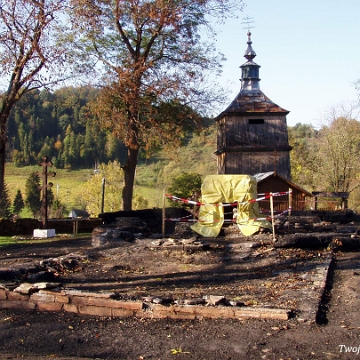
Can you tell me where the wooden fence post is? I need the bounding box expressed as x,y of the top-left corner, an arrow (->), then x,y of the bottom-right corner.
270,192 -> 276,241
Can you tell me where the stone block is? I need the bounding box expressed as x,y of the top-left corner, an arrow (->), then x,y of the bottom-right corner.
195,306 -> 236,319
64,289 -> 114,298
135,310 -> 155,319
63,303 -> 79,314
30,292 -> 56,303
167,308 -> 197,320
0,300 -> 36,310
150,304 -> 175,315
71,296 -> 90,306
33,229 -> 56,238
111,308 -> 135,318
0,289 -> 7,300
234,307 -> 289,320
37,301 -> 63,312
235,309 -> 261,319
88,298 -> 143,310
78,305 -> 112,317
7,291 -> 29,301
55,295 -> 70,304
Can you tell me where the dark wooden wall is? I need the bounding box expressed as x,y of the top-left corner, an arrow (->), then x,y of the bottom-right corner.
216,114 -> 291,179
218,151 -> 291,178
257,176 -> 308,212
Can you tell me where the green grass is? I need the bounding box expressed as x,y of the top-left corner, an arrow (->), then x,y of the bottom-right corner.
0,236 -> 22,247
0,233 -> 92,248
134,186 -> 164,208
5,163 -> 93,212
5,163 -> 164,212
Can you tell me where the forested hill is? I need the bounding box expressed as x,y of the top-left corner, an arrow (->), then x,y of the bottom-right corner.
6,86 -> 125,169
7,86 -> 360,211
5,86 -> 217,172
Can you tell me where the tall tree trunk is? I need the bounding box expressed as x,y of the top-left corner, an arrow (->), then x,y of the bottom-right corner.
122,145 -> 139,211
0,115 -> 8,196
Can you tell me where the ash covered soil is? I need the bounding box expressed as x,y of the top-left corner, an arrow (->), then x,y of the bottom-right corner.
0,233 -> 360,359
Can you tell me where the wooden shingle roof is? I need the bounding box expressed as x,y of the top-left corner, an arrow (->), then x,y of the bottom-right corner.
216,90 -> 289,120
254,172 -> 313,197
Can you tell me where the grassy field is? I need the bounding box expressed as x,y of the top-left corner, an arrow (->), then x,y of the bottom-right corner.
0,233 -> 93,248
4,126 -> 216,216
5,164 -> 93,211
5,163 -> 164,214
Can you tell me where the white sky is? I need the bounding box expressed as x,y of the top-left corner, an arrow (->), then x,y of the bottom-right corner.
212,0 -> 360,127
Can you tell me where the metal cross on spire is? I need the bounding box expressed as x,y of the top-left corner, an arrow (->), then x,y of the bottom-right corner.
241,16 -> 255,33
241,16 -> 256,62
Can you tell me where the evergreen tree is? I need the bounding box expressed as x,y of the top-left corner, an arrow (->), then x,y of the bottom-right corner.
167,172 -> 202,200
13,189 -> 25,215
25,172 -> 41,218
0,183 -> 12,218
47,187 -> 55,208
50,198 -> 67,219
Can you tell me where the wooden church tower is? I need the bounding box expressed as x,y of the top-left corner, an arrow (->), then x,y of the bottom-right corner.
215,31 -> 292,179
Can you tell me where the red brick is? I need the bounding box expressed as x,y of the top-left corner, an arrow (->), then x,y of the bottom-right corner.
78,305 -> 112,317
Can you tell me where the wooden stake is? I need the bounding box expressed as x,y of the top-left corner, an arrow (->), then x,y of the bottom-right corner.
288,188 -> 292,230
270,192 -> 276,241
162,190 -> 166,239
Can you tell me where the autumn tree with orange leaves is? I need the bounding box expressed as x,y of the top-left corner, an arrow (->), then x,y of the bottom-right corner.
69,0 -> 243,210
0,0 -> 72,197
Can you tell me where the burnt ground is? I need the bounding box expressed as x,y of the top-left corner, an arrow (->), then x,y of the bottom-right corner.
0,229 -> 359,359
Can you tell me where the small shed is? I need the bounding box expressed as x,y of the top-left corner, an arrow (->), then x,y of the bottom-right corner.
254,172 -> 313,212
69,209 -> 90,219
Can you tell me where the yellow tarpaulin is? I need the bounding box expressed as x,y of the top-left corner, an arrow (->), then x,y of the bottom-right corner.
191,175 -> 271,237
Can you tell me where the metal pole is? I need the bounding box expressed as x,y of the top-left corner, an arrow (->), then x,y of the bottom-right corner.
101,178 -> 106,214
